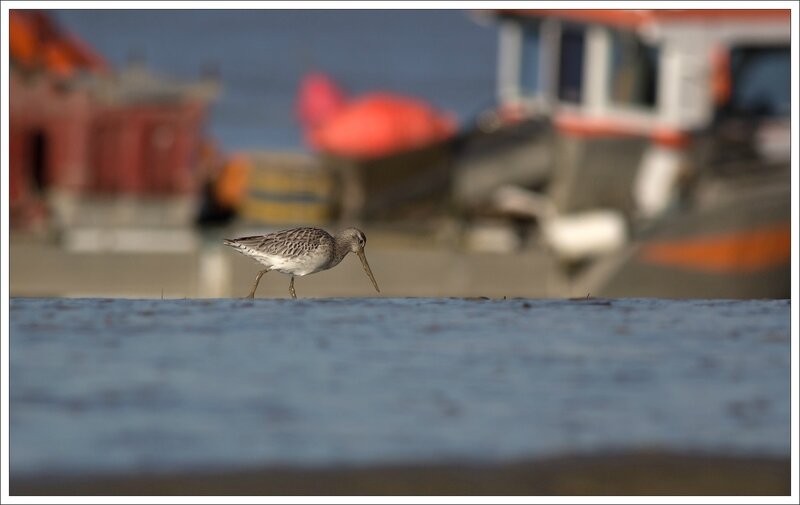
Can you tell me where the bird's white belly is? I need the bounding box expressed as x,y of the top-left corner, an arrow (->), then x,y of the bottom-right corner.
256,252 -> 328,276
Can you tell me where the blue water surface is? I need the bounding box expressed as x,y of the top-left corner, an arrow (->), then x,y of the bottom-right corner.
9,297 -> 791,478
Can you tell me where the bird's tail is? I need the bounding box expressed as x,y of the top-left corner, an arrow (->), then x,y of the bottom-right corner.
223,239 -> 238,247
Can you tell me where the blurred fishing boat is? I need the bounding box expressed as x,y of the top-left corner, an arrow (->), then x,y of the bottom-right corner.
314,8 -> 787,299
452,9 -> 791,298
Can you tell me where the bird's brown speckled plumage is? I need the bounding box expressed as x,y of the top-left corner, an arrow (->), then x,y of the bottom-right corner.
229,227 -> 330,257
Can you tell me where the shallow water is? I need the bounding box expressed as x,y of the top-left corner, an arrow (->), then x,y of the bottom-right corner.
9,297 -> 790,478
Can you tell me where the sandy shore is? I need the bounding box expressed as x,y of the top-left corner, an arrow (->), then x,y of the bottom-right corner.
9,235 -> 564,298
12,452 -> 790,496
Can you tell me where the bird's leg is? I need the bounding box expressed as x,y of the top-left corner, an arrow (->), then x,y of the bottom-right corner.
247,269 -> 269,299
289,276 -> 297,299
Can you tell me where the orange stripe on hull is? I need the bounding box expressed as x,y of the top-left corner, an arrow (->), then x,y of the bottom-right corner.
639,223 -> 791,274
553,114 -> 690,147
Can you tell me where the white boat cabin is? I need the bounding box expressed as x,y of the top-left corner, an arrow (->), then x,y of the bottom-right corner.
491,9 -> 790,138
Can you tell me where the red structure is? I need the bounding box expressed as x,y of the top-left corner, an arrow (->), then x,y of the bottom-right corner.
296,72 -> 457,160
87,98 -> 209,194
9,10 -> 218,229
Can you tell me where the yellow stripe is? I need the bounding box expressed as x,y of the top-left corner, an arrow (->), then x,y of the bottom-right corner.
241,199 -> 330,225
248,171 -> 333,196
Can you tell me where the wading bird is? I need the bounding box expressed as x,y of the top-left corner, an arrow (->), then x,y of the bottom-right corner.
224,227 -> 380,299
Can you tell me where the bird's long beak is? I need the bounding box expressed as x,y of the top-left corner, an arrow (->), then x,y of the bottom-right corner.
357,250 -> 380,293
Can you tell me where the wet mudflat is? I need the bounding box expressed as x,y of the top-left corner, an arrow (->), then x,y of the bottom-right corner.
9,297 -> 791,494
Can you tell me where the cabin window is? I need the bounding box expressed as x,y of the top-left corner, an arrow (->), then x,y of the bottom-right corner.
558,25 -> 585,103
519,22 -> 542,95
608,29 -> 658,109
726,46 -> 790,118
